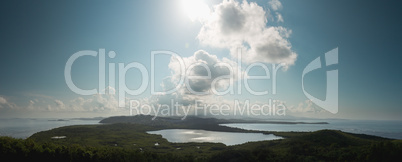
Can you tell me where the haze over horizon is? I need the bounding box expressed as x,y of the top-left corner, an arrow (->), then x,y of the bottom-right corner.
0,0 -> 401,121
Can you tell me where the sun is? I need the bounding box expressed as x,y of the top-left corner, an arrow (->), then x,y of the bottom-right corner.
181,0 -> 210,21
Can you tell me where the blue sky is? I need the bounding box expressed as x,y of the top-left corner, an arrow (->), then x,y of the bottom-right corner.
0,0 -> 401,120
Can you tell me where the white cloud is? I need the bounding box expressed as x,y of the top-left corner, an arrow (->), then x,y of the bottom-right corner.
12,89 -> 124,113
288,100 -> 324,113
25,97 -> 68,112
0,96 -> 18,110
69,97 -> 93,111
197,0 -> 265,48
99,86 -> 116,94
0,97 -> 7,105
197,0 -> 296,69
54,99 -> 65,110
269,0 -> 282,11
93,94 -> 119,112
151,50 -> 243,109
68,89 -> 122,113
27,100 -> 35,110
276,12 -> 284,23
63,86 -> 123,113
0,91 -> 127,117
169,50 -> 241,95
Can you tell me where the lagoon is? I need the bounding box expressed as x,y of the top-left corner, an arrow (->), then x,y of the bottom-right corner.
147,129 -> 282,146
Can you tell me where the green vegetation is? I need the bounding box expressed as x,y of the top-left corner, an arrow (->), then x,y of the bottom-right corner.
1,115 -> 402,161
0,136 -> 194,162
29,123 -> 226,157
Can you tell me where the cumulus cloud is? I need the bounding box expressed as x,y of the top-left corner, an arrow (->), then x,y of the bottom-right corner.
269,0 -> 282,11
197,0 -> 296,69
288,100 -> 324,113
0,97 -> 7,105
276,12 -> 284,23
169,50 -> 241,95
54,100 -> 65,109
27,100 -> 36,110
0,96 -> 18,110
17,87 -> 124,113
197,0 -> 266,48
65,94 -> 121,112
150,50 -> 242,109
67,87 -> 123,113
0,89 -> 128,116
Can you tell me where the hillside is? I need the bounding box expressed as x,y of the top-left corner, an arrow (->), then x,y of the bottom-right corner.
1,115 -> 400,161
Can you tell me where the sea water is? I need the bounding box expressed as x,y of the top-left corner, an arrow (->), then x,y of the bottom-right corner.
0,118 -> 100,139
147,129 -> 282,146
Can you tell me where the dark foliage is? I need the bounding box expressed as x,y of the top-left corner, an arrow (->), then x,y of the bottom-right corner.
2,116 -> 401,161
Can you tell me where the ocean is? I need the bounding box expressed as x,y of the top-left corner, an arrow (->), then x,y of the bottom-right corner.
0,118 -> 101,139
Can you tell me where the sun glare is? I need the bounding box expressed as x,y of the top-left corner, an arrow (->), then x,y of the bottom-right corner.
181,0 -> 210,21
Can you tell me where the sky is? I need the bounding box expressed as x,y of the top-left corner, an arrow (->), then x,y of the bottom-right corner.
0,0 -> 401,120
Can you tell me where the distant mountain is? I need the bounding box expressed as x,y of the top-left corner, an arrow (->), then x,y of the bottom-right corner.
100,115 -> 328,126
72,117 -> 105,121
